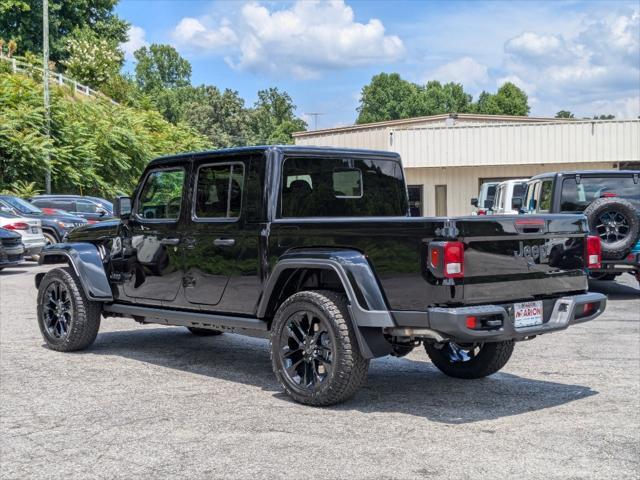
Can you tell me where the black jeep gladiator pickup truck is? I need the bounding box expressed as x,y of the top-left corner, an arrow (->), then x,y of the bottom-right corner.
35,146 -> 606,406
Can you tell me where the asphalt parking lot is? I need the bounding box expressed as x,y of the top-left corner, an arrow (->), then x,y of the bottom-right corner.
0,263 -> 638,479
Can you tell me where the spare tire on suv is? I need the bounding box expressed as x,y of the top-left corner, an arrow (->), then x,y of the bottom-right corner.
584,197 -> 640,260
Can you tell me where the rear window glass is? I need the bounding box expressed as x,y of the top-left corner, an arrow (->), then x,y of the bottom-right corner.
280,157 -> 407,218
561,176 -> 640,212
513,183 -> 527,198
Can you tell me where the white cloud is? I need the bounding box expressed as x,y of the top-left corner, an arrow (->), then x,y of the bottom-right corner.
172,0 -> 404,78
121,25 -> 148,60
428,57 -> 489,93
173,17 -> 237,50
501,8 -> 640,117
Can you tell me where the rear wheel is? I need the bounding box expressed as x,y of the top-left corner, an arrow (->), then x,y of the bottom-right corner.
270,290 -> 369,406
187,327 -> 222,336
425,340 -> 514,379
37,267 -> 101,351
43,231 -> 58,246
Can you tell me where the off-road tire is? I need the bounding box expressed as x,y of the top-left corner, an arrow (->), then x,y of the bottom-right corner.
37,267 -> 101,351
187,327 -> 223,336
425,340 -> 514,379
584,197 -> 640,260
270,290 -> 369,406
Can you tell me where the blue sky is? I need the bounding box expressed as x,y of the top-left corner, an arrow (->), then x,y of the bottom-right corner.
116,0 -> 640,129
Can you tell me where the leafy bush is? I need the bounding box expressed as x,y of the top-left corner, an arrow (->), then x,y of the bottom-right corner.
0,72 -> 211,198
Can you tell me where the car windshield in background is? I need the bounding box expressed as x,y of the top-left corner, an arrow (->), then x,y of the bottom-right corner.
513,183 -> 527,198
0,196 -> 42,214
561,176 -> 640,212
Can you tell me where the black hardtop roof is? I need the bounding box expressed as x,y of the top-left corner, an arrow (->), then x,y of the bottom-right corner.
147,145 -> 401,168
530,169 -> 640,181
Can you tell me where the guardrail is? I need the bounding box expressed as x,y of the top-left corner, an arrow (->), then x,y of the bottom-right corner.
0,53 -> 117,104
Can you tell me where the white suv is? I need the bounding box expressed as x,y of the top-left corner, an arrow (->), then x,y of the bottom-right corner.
0,211 -> 46,259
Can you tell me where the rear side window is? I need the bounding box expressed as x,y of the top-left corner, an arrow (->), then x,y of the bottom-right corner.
280,157 -> 407,218
194,163 -> 244,219
561,176 -> 640,212
137,169 -> 185,220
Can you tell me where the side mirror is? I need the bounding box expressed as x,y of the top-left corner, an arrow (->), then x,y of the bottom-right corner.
96,207 -> 108,217
470,197 -> 478,207
113,196 -> 132,219
512,197 -> 523,210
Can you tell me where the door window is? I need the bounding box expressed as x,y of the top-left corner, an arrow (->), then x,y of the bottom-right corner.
525,182 -> 539,212
538,180 -> 553,212
75,200 -> 99,213
136,169 -> 185,220
194,163 -> 244,219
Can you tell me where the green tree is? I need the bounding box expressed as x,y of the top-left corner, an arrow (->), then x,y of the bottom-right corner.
420,81 -> 473,115
356,73 -> 422,124
182,86 -> 250,148
492,82 -> 530,116
0,0 -> 128,63
249,87 -> 306,144
474,82 -> 529,116
555,110 -> 574,119
134,44 -> 191,92
61,27 -> 123,88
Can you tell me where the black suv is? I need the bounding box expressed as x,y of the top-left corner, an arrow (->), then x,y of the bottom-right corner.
35,146 -> 606,406
524,170 -> 640,286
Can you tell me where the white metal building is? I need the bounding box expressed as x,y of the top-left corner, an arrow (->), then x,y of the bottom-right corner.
293,114 -> 640,216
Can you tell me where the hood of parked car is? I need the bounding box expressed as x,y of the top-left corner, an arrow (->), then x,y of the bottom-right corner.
66,219 -> 120,242
0,227 -> 22,239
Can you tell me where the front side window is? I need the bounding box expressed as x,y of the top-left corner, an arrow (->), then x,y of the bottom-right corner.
561,176 -> 640,212
280,157 -> 407,218
538,180 -> 553,212
75,200 -> 99,213
137,169 -> 185,220
524,182 -> 538,212
194,163 -> 244,219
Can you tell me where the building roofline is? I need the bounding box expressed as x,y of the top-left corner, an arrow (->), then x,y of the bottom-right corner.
292,113 -> 568,137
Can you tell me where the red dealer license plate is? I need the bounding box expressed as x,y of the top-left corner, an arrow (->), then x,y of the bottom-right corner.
514,301 -> 543,328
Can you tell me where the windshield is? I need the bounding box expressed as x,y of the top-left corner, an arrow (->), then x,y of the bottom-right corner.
561,176 -> 640,212
0,196 -> 42,214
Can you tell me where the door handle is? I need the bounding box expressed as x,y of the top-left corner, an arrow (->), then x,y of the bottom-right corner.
214,238 -> 235,247
160,237 -> 180,246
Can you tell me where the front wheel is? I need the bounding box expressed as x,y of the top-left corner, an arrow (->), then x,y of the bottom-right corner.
424,340 -> 514,379
37,267 -> 102,352
270,290 -> 369,406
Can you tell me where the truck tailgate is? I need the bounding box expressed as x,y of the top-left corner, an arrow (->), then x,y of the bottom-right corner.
458,215 -> 588,304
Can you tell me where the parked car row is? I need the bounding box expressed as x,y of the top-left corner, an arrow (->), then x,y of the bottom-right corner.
471,170 -> 640,286
0,194 -> 110,267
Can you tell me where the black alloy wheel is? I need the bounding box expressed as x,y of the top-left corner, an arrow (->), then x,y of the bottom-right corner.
42,280 -> 73,340
279,310 -> 334,390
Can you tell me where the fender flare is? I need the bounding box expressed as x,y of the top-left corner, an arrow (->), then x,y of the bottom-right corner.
36,243 -> 113,302
258,250 -> 395,358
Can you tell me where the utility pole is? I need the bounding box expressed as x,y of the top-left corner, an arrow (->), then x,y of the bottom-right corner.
305,112 -> 325,131
43,0 -> 51,194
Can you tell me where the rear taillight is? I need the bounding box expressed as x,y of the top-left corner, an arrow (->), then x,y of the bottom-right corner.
428,241 -> 465,279
477,209 -> 486,215
3,222 -> 30,231
444,241 -> 464,278
586,235 -> 601,269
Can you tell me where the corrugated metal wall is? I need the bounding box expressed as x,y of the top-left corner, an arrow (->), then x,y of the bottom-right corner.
295,126 -> 389,150
405,162 -> 615,216
395,120 -> 640,168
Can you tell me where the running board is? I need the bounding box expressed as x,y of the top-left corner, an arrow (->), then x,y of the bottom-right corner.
103,303 -> 268,332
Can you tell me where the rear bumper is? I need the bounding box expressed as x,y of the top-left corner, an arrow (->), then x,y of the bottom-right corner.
0,245 -> 25,267
591,252 -> 640,273
389,292 -> 606,343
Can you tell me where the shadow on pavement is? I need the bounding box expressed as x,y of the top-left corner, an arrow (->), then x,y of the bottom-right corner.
79,326 -> 597,424
589,278 -> 639,300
